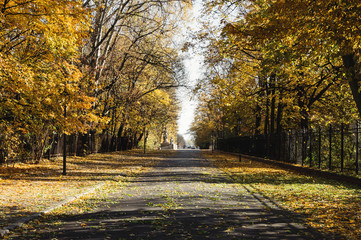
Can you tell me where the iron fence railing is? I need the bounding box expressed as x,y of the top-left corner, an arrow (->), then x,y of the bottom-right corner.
217,123 -> 361,175
1,132 -> 133,165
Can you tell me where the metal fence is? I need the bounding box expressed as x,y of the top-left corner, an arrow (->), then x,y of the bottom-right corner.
45,133 -> 132,159
2,132 -> 133,164
217,123 -> 361,175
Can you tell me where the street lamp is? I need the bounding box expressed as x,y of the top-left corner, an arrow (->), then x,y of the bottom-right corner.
63,104 -> 67,175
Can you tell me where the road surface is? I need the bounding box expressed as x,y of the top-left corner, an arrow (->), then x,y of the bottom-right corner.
10,150 -> 328,239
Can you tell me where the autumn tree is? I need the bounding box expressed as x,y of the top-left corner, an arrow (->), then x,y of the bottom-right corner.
0,0 -> 95,163
81,0 -> 189,150
236,0 -> 361,117
192,0 -> 359,146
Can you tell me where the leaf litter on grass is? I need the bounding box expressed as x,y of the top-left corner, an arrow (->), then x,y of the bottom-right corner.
0,150 -> 173,230
204,151 -> 361,240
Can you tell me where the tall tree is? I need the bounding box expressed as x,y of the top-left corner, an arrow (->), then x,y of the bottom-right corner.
82,0 -> 189,148
0,0 -> 94,162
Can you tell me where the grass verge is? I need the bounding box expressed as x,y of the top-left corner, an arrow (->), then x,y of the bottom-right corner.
204,150 -> 361,240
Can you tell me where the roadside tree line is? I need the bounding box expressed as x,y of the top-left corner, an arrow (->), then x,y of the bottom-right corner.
191,0 -> 361,149
0,0 -> 190,163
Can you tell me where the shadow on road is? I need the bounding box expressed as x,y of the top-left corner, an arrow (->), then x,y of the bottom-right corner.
8,150 -> 337,240
18,206 -> 324,240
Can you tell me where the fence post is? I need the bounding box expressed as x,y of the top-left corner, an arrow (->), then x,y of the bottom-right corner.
278,132 -> 282,161
294,130 -> 298,164
356,121 -> 359,174
106,131 -> 110,152
301,128 -> 305,166
63,106 -> 67,176
288,130 -> 291,162
266,134 -> 270,158
318,126 -> 321,169
309,128 -> 312,167
341,123 -> 344,172
74,133 -> 78,156
329,125 -> 332,170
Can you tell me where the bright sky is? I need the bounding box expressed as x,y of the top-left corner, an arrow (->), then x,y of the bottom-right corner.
176,0 -> 204,142
177,55 -> 202,141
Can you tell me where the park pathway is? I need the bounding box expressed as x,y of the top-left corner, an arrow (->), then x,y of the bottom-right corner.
12,150 -> 327,239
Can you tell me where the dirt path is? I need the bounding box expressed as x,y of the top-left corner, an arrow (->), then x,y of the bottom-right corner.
9,150 -> 327,240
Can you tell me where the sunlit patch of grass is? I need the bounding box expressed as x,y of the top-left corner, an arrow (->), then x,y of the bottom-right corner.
204,151 -> 361,240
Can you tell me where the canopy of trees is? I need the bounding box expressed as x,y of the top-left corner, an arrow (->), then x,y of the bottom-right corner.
0,0 -> 190,163
192,0 -> 361,147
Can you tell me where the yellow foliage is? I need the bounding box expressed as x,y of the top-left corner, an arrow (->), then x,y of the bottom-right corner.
0,0 -> 94,161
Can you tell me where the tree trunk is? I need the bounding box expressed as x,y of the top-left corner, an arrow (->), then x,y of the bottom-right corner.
270,96 -> 276,134
255,104 -> 262,135
276,101 -> 284,134
276,89 -> 284,134
269,74 -> 276,134
342,53 -> 361,117
300,108 -> 309,130
117,124 -> 124,139
264,83 -> 270,135
137,132 -> 144,145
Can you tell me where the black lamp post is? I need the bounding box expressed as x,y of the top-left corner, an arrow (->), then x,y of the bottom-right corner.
63,104 -> 67,175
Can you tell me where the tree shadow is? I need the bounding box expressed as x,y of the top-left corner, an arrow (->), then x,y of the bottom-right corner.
3,150 -> 350,239
8,200 -> 338,240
